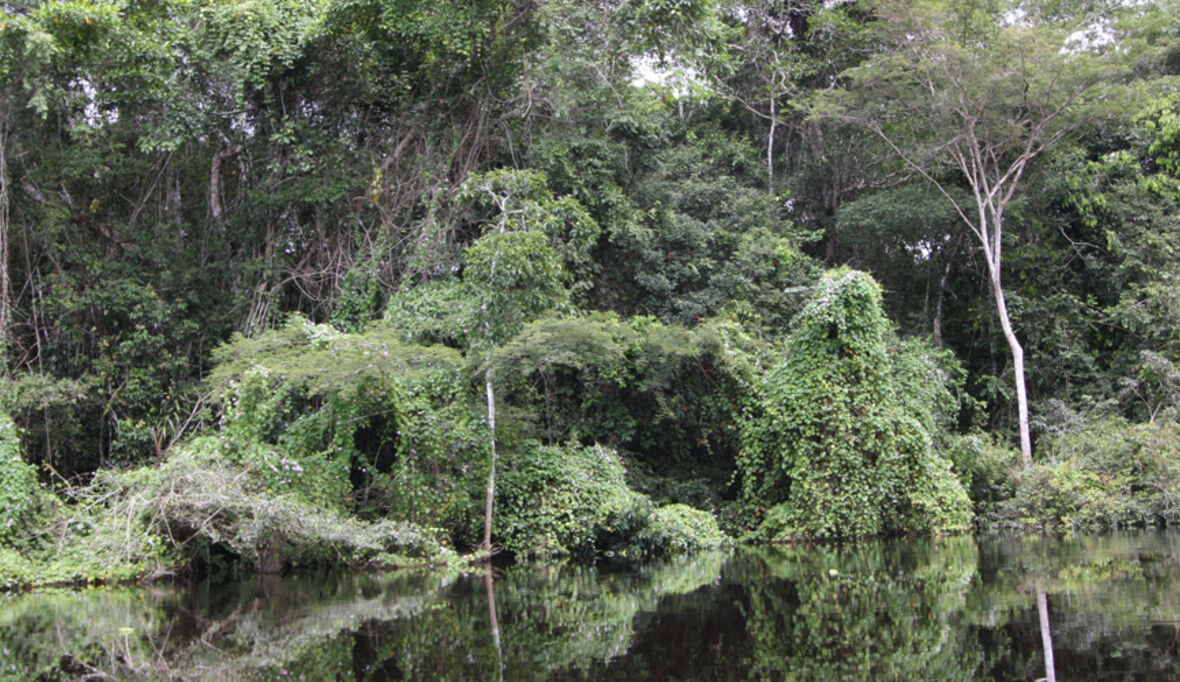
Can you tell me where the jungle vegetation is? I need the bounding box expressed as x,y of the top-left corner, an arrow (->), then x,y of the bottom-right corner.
1,0 -> 1179,585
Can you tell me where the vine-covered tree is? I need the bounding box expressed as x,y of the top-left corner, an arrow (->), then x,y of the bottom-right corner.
738,268 -> 971,540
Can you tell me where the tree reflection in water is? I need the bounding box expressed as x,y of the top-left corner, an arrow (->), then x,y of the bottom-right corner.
2,532 -> 1180,680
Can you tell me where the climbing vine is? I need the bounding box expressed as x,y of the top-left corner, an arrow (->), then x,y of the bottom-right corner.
738,269 -> 971,541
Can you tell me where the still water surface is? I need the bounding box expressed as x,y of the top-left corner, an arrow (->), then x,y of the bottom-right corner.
2,531 -> 1179,680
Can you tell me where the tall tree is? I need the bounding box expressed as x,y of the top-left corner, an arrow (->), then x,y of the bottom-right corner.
457,169 -> 590,554
822,0 -> 1166,465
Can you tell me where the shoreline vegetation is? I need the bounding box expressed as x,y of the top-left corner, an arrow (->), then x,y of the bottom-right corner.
3,0 -> 1180,591
5,270 -> 1180,592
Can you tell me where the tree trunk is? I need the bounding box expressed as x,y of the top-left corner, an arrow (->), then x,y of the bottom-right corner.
932,239 -> 959,346
209,143 -> 244,223
767,97 -> 775,185
481,370 -> 497,554
0,110 -> 10,366
991,271 -> 1033,467
484,568 -> 504,682
976,201 -> 1033,468
1037,588 -> 1056,682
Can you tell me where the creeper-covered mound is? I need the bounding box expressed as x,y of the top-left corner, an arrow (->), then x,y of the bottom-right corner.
739,269 -> 971,541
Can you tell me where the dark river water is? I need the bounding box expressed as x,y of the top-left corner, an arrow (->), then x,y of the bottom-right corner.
3,530 -> 1179,680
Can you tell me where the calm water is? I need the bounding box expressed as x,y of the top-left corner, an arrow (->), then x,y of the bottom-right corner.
2,531 -> 1179,680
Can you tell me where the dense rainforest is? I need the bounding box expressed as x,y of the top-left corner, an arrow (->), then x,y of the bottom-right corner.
1,0 -> 1180,586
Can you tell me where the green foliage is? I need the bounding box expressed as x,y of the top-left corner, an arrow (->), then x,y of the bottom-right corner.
489,312 -> 759,512
194,0 -> 325,101
635,503 -> 729,556
494,441 -> 728,559
534,111 -> 817,330
330,229 -> 389,333
997,417 -> 1180,530
2,0 -> 1179,579
942,432 -> 1019,520
463,230 -> 569,353
0,413 -> 38,546
383,278 -> 473,347
458,168 -> 600,297
105,445 -> 448,572
494,442 -> 646,558
208,315 -> 478,532
738,268 -> 972,541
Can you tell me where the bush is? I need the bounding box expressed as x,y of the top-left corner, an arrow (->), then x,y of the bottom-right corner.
495,442 -> 646,558
207,315 -> 481,533
994,416 -> 1180,530
942,433 -> 1019,521
90,445 -> 452,574
495,442 -> 729,558
636,504 -> 729,556
737,269 -> 972,541
0,412 -> 39,546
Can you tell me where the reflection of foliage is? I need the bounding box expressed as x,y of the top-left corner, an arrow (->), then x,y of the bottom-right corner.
738,537 -> 983,681
8,534 -> 1180,679
0,551 -> 726,680
968,533 -> 1180,621
0,585 -> 173,680
0,572 -> 448,681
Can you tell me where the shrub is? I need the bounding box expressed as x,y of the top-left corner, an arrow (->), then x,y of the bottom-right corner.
89,446 -> 451,573
494,442 -> 729,558
636,504 -> 729,556
737,269 -> 972,541
942,433 -> 1019,521
0,412 -> 40,547
495,442 -> 646,558
207,315 -> 480,532
995,416 -> 1180,529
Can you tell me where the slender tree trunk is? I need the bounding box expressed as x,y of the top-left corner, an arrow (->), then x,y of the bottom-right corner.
991,269 -> 1033,467
0,109 -> 10,368
1037,588 -> 1056,682
481,370 -> 497,554
767,98 -> 775,185
484,568 -> 504,682
977,204 -> 1033,467
933,238 -> 960,346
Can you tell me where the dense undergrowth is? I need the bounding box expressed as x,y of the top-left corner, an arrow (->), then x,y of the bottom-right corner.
6,261 -> 1180,590
4,265 -> 1180,588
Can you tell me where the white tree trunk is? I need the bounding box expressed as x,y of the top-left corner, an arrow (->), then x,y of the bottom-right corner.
1037,588 -> 1056,682
991,273 -> 1033,467
767,97 -> 775,184
481,371 -> 497,554
0,111 -> 10,365
484,568 -> 504,682
977,202 -> 1033,468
